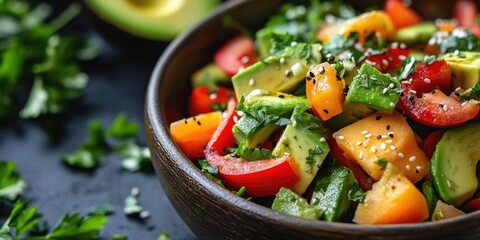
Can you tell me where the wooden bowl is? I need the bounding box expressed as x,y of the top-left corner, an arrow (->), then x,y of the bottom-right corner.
145,0 -> 480,239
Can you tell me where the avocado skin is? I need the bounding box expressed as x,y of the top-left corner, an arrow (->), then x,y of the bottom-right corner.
311,161 -> 356,222
326,64 -> 400,130
431,123 -> 480,207
444,51 -> 480,89
232,43 -> 322,99
392,22 -> 437,45
272,187 -> 322,220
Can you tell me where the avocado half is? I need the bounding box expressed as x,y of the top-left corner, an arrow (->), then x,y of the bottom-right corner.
84,0 -> 219,41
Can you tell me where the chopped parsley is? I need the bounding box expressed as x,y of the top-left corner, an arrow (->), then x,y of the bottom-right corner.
305,145 -> 323,164
123,196 -> 143,216
347,182 -> 366,203
87,204 -> 115,216
230,141 -> 273,161
198,160 -> 224,187
157,232 -> 172,240
398,56 -> 416,80
440,28 -> 479,54
375,158 -> 389,170
460,83 -> 480,101
0,161 -> 26,201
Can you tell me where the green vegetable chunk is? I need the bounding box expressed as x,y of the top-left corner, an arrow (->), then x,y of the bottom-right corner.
392,22 -> 438,44
272,187 -> 322,220
311,161 -> 358,222
431,123 -> 480,207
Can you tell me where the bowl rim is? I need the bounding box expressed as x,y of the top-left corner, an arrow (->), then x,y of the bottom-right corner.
145,0 -> 480,236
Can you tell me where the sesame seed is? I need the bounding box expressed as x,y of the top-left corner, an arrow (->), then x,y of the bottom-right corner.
443,105 -> 448,111
285,69 -> 292,77
279,57 -> 285,64
237,111 -> 244,116
389,102 -> 395,108
409,156 -> 416,162
140,211 -> 151,219
389,83 -> 395,88
320,137 -> 326,142
248,78 -> 255,86
356,141 -> 363,146
391,42 -> 399,48
382,59 -> 389,65
313,79 -> 316,84
359,151 -> 364,159
390,145 -> 397,150
416,166 -> 422,173
319,66 -> 325,74
388,132 -> 394,138
183,118 -> 188,124
380,143 -> 386,150
365,133 -> 372,138
323,109 -> 329,114
406,164 -> 411,170
397,152 -> 405,158
209,93 -> 218,100
385,139 -> 393,144
447,180 -> 452,189
382,88 -> 388,94
337,135 -> 345,140
400,43 -> 407,49
376,135 -> 382,139
233,116 -> 239,123
386,125 -> 391,130
399,55 -> 407,61
409,89 -> 417,95
365,59 -> 377,65
376,115 -> 382,120
361,130 -> 369,135
309,71 -> 315,78
401,80 -> 410,84
291,41 -> 298,47
197,121 -> 201,126
424,78 -> 431,84
371,146 -> 377,153
131,187 -> 140,197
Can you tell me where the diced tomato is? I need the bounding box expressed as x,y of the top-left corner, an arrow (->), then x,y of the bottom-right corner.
325,128 -> 373,191
463,197 -> 480,213
422,130 -> 445,159
214,35 -> 258,76
384,0 -> 422,29
454,0 -> 478,28
399,60 -> 480,128
189,86 -> 234,116
366,46 -> 411,73
204,98 -> 299,197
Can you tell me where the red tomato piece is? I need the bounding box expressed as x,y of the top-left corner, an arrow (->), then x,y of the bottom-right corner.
189,86 -> 234,116
204,98 -> 300,197
454,0 -> 478,28
422,130 -> 445,159
463,197 -> 480,213
366,46 -> 411,73
384,0 -> 422,29
214,35 -> 258,76
399,60 -> 480,127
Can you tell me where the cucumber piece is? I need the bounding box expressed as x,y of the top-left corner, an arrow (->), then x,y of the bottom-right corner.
431,123 -> 480,207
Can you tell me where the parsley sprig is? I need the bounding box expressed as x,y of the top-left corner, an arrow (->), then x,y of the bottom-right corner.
0,161 -> 26,201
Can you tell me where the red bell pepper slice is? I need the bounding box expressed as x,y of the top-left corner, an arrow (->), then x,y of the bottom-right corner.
384,0 -> 422,29
189,85 -> 234,116
205,98 -> 299,197
399,60 -> 480,128
214,35 -> 258,76
463,197 -> 480,213
422,130 -> 445,159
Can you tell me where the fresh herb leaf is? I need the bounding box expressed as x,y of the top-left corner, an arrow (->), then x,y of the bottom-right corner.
87,204 -> 115,216
63,120 -> 109,169
398,56 -> 416,80
123,196 -> 143,216
375,158 -> 389,170
209,102 -> 227,112
460,83 -> 480,101
0,161 -> 26,201
234,186 -> 247,197
440,29 -> 479,53
114,140 -> 152,172
233,141 -> 273,161
347,182 -> 366,203
0,200 -> 42,238
157,232 -> 172,240
306,145 -> 323,164
423,55 -> 437,65
198,160 -> 224,187
112,234 -> 128,240
108,114 -> 140,140
269,32 -> 304,56
46,213 -> 108,240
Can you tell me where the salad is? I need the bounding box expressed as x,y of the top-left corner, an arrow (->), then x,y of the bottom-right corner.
169,0 -> 480,224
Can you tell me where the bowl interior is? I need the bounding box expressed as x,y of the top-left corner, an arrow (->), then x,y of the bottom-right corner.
146,0 -> 480,239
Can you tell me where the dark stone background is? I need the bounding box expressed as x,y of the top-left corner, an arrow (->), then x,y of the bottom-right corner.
0,1 -> 199,239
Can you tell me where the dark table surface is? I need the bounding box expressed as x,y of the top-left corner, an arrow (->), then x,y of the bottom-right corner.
0,1 -> 198,239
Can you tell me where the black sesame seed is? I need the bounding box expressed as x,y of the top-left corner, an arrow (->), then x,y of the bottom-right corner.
386,124 -> 391,130
313,79 -> 316,85
454,92 -> 460,96
408,95 -> 414,101
431,89 -> 436,94
193,116 -> 196,121
336,75 -> 341,81
400,92 -> 404,97
323,109 -> 329,114
306,76 -> 312,81
415,168 -> 420,173
389,133 -> 394,138
278,94 -> 285,98
438,103 -> 444,107
375,115 -> 382,120
376,135 -> 382,139
197,121 -> 201,126
184,119 -> 188,124
309,71 -> 315,78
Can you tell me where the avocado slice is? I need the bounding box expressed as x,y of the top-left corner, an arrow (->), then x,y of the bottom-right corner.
84,0 -> 219,40
272,187 -> 322,220
444,51 -> 480,89
392,22 -> 437,45
311,161 -> 357,222
233,90 -> 310,145
272,112 -> 330,195
326,63 -> 401,130
431,123 -> 480,207
191,62 -> 229,88
232,43 -> 322,99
